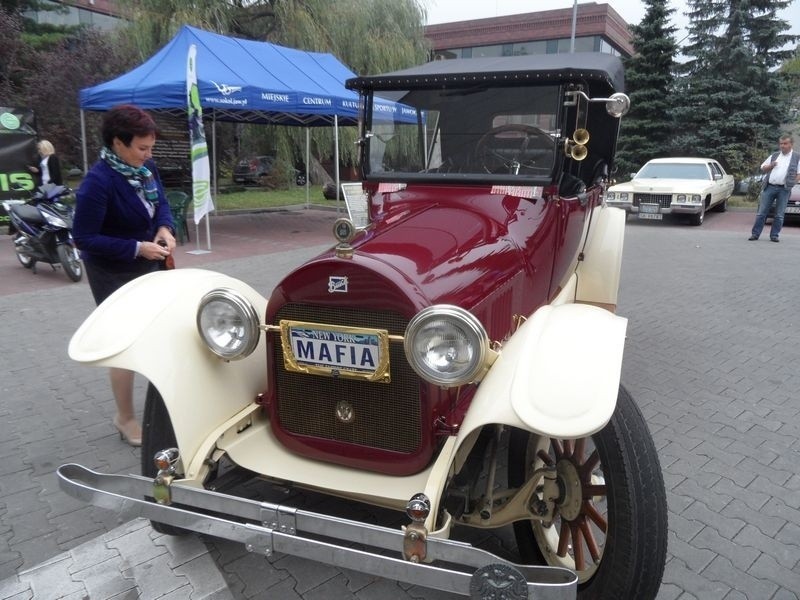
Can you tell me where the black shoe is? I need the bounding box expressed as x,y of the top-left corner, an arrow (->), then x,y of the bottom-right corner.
771,237 -> 779,242
748,235 -> 758,241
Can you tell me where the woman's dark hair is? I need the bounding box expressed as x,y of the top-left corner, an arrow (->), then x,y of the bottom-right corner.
101,104 -> 159,147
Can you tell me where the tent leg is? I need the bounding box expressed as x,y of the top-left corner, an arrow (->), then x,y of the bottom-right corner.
212,114 -> 218,198
334,115 -> 340,215
80,111 -> 88,175
305,127 -> 310,210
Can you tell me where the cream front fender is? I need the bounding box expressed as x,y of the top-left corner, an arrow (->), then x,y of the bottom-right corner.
68,268 -> 268,463
458,303 -> 627,445
575,204 -> 626,308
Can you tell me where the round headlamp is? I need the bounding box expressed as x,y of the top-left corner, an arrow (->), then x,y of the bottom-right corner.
404,305 -> 490,387
196,288 -> 260,360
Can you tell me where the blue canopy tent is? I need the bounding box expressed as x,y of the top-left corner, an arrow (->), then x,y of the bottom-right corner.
80,25 -> 362,125
79,25 -> 367,208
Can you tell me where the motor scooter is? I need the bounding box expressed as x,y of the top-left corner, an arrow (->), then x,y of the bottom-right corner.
2,183 -> 82,282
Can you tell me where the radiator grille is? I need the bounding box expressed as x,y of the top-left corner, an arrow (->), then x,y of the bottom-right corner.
273,304 -> 421,453
633,193 -> 672,208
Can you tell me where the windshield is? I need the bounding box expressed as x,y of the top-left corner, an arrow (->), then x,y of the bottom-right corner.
636,163 -> 710,180
364,84 -> 560,182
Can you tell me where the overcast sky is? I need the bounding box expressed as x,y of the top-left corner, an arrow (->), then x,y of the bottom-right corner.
423,0 -> 800,43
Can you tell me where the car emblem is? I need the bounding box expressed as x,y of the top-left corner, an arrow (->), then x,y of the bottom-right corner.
335,400 -> 354,423
328,276 -> 348,293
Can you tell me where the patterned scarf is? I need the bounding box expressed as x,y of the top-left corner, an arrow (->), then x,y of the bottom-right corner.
100,147 -> 159,204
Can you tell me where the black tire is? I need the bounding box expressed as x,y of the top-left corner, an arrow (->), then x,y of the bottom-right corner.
57,243 -> 82,282
296,172 -> 307,186
141,383 -> 190,536
16,249 -> 35,269
690,206 -> 705,226
714,198 -> 728,213
508,385 -> 667,600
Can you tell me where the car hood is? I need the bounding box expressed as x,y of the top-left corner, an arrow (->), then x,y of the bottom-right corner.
267,193 -> 553,342
609,178 -> 713,193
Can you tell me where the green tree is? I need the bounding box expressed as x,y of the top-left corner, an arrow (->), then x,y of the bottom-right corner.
672,0 -> 797,179
270,0 -> 429,177
115,0 -> 278,61
614,0 -> 677,179
779,44 -> 800,136
0,6 -> 27,100
0,1 -> 76,100
24,29 -> 133,168
2,0 -> 83,46
0,2 -> 132,170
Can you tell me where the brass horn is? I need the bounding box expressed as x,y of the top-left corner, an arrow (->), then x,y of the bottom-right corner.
570,143 -> 588,161
573,128 -> 590,145
564,129 -> 590,161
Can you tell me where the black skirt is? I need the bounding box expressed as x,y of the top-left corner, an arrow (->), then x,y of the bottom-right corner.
84,259 -> 159,305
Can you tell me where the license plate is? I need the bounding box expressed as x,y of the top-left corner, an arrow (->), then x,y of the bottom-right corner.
786,206 -> 800,214
280,320 -> 391,383
639,203 -> 661,214
638,212 -> 663,220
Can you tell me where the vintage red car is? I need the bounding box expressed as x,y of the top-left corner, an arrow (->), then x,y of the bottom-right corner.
60,53 -> 667,599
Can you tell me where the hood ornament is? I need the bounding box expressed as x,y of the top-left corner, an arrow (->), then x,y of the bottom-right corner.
333,218 -> 356,259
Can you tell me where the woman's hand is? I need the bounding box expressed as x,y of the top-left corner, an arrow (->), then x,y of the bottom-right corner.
154,226 -> 177,252
138,240 -> 172,261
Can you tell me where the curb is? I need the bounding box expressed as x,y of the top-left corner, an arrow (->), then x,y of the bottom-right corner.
207,202 -> 343,217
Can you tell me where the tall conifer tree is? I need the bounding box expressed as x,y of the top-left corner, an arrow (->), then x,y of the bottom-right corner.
673,0 -> 796,178
615,0 -> 677,178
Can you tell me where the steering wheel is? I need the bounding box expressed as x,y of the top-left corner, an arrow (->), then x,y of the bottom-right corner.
474,124 -> 553,175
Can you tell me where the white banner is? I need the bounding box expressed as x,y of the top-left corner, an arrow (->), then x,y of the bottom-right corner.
186,44 -> 214,224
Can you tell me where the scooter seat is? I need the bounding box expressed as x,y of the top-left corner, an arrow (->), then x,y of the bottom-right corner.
10,204 -> 45,225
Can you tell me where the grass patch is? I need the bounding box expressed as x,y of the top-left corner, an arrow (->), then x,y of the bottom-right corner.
213,185 -> 326,211
728,193 -> 758,209
62,178 -> 330,212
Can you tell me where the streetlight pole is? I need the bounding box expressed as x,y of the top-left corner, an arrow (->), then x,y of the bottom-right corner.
570,0 -> 578,53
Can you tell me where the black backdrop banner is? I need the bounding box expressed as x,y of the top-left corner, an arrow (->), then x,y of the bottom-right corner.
0,107 -> 38,202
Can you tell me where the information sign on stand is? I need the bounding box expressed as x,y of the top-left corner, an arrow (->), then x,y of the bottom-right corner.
341,182 -> 369,229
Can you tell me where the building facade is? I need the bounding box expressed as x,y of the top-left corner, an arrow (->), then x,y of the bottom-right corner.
23,0 -> 122,30
425,2 -> 633,61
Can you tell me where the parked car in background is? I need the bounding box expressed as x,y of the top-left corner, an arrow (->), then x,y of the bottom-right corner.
232,155 -> 275,185
606,157 -> 735,225
788,184 -> 800,216
769,182 -> 800,224
234,155 -> 307,186
736,174 -> 761,195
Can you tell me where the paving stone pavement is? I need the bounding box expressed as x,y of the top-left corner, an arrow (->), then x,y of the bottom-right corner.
0,207 -> 799,599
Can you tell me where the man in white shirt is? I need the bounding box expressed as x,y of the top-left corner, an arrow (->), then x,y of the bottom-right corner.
749,134 -> 800,242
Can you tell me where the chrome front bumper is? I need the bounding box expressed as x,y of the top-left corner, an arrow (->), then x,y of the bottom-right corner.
662,204 -> 702,215
608,203 -> 703,215
57,464 -> 577,599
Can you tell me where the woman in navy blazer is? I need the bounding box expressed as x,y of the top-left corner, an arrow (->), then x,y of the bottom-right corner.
73,104 -> 176,447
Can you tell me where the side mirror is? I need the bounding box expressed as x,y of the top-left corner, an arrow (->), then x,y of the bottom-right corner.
605,93 -> 630,117
564,91 -> 631,118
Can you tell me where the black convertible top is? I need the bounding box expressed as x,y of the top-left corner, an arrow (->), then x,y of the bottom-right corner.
347,52 -> 624,93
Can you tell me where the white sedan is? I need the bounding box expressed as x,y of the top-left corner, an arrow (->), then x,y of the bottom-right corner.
605,157 -> 735,225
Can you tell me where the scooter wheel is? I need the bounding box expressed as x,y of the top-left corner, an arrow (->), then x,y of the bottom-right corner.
16,250 -> 36,269
57,243 -> 82,282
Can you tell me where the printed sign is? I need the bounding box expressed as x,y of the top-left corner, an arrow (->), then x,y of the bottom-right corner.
341,182 -> 370,229
0,107 -> 37,202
